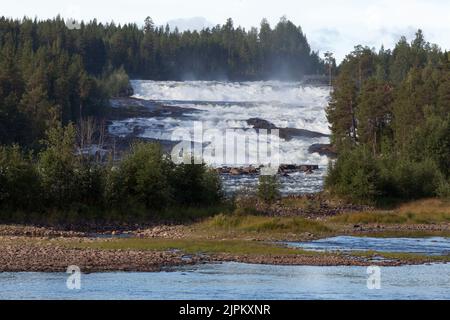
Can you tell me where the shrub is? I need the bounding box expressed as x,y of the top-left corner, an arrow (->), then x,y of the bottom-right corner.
75,162 -> 106,208
199,167 -> 223,205
169,161 -> 223,207
257,175 -> 281,204
0,145 -> 41,212
38,124 -> 79,208
325,146 -> 380,203
1,127 -> 225,222
327,144 -> 445,203
390,158 -> 443,199
106,142 -> 172,211
233,187 -> 259,216
102,66 -> 133,98
437,179 -> 450,200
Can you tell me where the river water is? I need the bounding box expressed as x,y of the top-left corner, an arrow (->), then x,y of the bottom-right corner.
286,236 -> 450,256
36,82 -> 449,300
2,237 -> 449,299
108,81 -> 331,194
1,263 -> 449,300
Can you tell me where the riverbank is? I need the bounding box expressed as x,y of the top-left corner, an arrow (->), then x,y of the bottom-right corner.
1,235 -> 448,273
1,199 -> 449,272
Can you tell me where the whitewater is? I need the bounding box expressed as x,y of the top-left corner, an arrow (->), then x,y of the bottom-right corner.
109,80 -> 332,194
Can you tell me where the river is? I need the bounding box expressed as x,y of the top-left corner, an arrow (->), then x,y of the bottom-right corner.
108,81 -> 331,194
1,263 -> 449,300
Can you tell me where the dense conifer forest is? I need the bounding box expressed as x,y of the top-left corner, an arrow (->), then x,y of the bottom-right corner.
1,15 -> 449,221
0,15 -> 324,147
326,30 -> 450,203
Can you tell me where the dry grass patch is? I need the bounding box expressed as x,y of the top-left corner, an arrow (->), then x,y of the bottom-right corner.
199,214 -> 332,235
330,199 -> 450,225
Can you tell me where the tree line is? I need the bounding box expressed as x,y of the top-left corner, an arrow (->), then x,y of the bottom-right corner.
0,15 -> 324,149
92,15 -> 324,80
326,30 -> 450,203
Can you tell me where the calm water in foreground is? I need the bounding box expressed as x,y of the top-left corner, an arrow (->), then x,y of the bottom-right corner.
1,263 -> 449,300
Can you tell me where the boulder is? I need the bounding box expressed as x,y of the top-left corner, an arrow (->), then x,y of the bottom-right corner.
230,168 -> 241,175
247,118 -> 330,140
308,144 -> 337,158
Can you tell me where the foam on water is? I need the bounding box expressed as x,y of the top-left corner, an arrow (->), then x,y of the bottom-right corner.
110,80 -> 332,193
132,80 -> 330,105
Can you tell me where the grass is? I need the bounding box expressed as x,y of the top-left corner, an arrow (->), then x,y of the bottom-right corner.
69,237 -> 450,265
0,204 -> 234,226
198,214 -> 332,234
157,204 -> 233,222
74,238 -> 313,256
187,198 -> 450,240
330,199 -> 450,225
352,250 -> 450,263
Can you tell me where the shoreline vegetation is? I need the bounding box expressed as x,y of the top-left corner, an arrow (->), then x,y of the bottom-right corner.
1,16 -> 449,273
1,199 -> 449,272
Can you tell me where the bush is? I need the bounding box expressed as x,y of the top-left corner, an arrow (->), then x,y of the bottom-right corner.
390,158 -> 443,199
437,179 -> 450,199
170,162 -> 222,206
75,162 -> 106,208
0,145 -> 41,212
327,145 -> 445,203
1,126 -> 225,222
102,66 -> 133,98
326,146 -> 380,203
258,175 -> 281,204
105,143 -> 172,211
233,187 -> 259,216
38,124 -> 79,208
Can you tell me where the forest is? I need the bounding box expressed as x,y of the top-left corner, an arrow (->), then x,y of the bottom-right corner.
0,15 -> 323,221
326,30 -> 450,204
0,15 -> 325,148
1,15 -> 449,222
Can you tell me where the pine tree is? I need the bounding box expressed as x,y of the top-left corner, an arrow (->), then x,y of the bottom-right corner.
357,78 -> 393,154
327,71 -> 358,149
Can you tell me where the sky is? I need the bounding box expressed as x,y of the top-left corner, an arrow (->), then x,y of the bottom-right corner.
2,0 -> 450,61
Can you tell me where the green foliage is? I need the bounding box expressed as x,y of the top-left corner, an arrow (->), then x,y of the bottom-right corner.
101,66 -> 133,98
326,146 -> 380,203
1,133 -> 224,221
257,175 -> 281,204
437,180 -> 450,199
356,78 -> 393,154
407,112 -> 450,177
327,30 -> 450,203
0,15 -> 324,148
105,145 -> 223,213
233,187 -> 260,216
38,124 -> 79,208
170,162 -> 222,206
0,145 -> 40,211
106,143 -> 172,211
327,148 -> 445,202
388,158 -> 443,199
